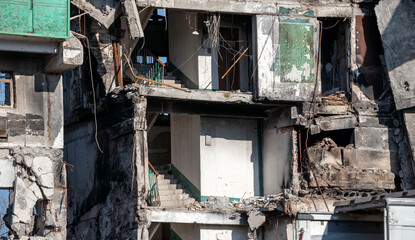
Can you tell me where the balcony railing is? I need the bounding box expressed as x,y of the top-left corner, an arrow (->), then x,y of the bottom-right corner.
131,48 -> 165,85
147,161 -> 161,206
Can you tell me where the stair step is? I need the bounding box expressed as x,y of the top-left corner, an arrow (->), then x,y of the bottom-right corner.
158,174 -> 174,180
156,170 -> 172,176
160,84 -> 185,89
158,188 -> 185,196
158,183 -> 184,191
163,79 -> 180,84
152,164 -> 196,208
160,193 -> 190,201
158,178 -> 179,185
160,198 -> 195,208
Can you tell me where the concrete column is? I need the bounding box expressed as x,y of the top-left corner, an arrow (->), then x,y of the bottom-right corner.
133,94 -> 151,240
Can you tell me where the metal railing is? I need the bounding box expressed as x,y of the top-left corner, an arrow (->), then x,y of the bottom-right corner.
147,162 -> 161,206
131,47 -> 165,85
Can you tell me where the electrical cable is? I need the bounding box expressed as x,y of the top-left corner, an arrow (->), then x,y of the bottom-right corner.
71,31 -> 104,153
304,21 -> 330,212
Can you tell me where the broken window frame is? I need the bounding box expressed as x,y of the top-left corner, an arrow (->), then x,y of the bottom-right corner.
0,72 -> 14,108
319,17 -> 352,98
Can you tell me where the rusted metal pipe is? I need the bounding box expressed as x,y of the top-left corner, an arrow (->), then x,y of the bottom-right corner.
112,41 -> 123,87
221,44 -> 251,80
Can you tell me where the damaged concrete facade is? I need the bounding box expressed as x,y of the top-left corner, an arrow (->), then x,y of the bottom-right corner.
0,0 -> 83,239
2,0 -> 415,239
61,0 -> 415,239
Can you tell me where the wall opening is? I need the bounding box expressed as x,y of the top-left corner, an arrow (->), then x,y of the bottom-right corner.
147,113 -> 171,167
0,72 -> 13,107
300,128 -> 354,149
319,18 -> 350,97
215,14 -> 253,92
354,15 -> 386,101
130,9 -> 169,86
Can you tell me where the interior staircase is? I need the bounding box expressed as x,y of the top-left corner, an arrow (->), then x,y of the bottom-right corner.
162,71 -> 186,89
153,164 -> 195,208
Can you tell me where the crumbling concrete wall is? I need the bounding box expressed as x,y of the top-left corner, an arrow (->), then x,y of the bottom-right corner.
0,73 -> 67,239
284,99 -> 415,201
375,0 -> 415,188
65,93 -> 150,239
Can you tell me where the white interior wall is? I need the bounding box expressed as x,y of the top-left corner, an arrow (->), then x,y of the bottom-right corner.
170,114 -> 201,190
200,225 -> 249,240
198,17 -> 251,91
198,46 -> 219,90
200,117 -> 260,199
262,108 -> 292,195
171,223 -> 200,240
168,11 -> 199,87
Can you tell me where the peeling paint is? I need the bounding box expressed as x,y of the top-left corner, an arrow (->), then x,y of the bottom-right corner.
275,21 -> 315,83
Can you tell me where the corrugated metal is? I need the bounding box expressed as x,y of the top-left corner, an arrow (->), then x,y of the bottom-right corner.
0,0 -> 69,38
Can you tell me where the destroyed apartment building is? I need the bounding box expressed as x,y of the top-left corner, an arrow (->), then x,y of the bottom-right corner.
1,0 -> 415,239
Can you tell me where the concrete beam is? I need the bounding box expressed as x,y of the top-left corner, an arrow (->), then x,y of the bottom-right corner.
149,209 -> 248,225
71,0 -> 121,29
147,99 -> 274,118
135,0 -> 276,15
138,85 -> 286,106
122,0 -> 144,39
44,37 -> 84,73
0,34 -> 58,54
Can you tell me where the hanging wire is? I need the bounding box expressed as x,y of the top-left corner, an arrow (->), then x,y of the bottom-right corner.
205,14 -> 221,48
71,31 -> 104,153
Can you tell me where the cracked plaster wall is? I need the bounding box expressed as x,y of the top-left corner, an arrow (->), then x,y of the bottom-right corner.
0,72 -> 66,239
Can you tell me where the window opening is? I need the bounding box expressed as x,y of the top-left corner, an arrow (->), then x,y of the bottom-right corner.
0,72 -> 12,107
319,18 -> 350,96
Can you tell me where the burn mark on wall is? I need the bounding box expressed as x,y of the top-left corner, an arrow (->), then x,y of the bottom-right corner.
7,113 -> 44,137
355,15 -> 385,100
